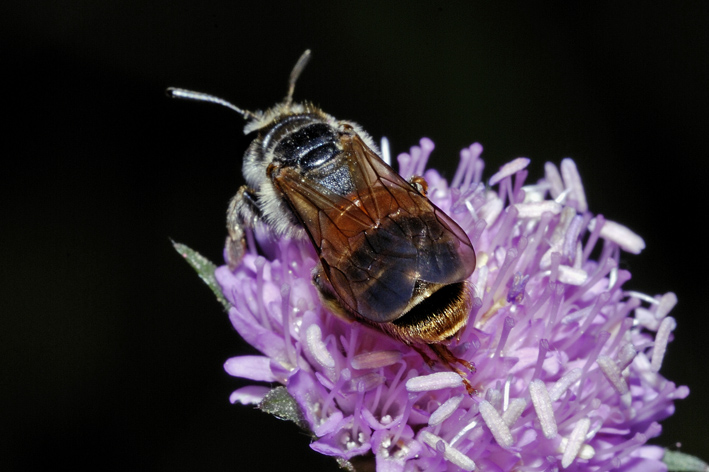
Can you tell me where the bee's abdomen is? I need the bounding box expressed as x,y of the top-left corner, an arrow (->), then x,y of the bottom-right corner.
325,217 -> 418,322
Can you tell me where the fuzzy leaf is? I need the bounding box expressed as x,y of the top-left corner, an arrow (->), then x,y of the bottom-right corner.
172,241 -> 229,309
664,449 -> 709,472
258,386 -> 310,433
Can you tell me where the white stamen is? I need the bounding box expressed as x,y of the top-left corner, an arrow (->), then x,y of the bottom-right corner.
540,241 -> 563,269
574,242 -> 583,269
380,136 -> 391,165
502,397 -> 527,427
406,372 -> 463,392
489,157 -> 530,186
634,352 -> 660,386
429,395 -> 464,426
545,162 -> 564,199
548,369 -> 582,402
651,316 -> 676,372
474,265 -> 488,300
655,292 -> 678,319
588,218 -> 646,255
554,187 -> 572,205
562,306 -> 592,324
608,266 -> 618,289
348,372 -> 385,393
486,389 -> 502,410
617,344 -> 637,371
306,324 -> 335,368
529,379 -> 558,439
560,158 -> 588,213
558,265 -> 588,286
585,415 -> 603,440
597,356 -> 629,394
570,219 -> 588,264
450,419 -> 479,446
503,376 -> 512,411
634,307 -> 659,330
620,391 -> 634,412
419,431 -> 476,471
444,443 -> 476,470
351,350 -> 402,370
625,290 -> 658,304
479,401 -> 514,448
479,197 -> 504,227
514,201 -> 563,218
561,439 -> 596,461
579,444 -> 596,460
561,418 -> 591,468
521,183 -> 547,202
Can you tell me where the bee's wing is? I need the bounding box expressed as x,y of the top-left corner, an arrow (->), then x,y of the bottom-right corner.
344,133 -> 476,284
273,164 -> 379,317
274,132 -> 476,322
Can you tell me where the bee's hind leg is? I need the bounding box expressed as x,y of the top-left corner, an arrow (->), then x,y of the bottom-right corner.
226,186 -> 260,269
428,343 -> 477,396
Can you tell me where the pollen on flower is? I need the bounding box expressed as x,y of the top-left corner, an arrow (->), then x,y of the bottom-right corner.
651,316 -> 676,372
479,400 -> 513,448
501,397 -> 527,427
548,368 -> 582,401
428,395 -> 464,426
214,138 -> 687,471
597,355 -> 629,395
406,372 -> 464,392
419,431 -> 476,472
561,418 -> 592,468
306,324 -> 335,368
529,379 -> 558,439
350,350 -> 402,370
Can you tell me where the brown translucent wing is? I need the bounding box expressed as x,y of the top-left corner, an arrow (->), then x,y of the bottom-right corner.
273,132 -> 476,322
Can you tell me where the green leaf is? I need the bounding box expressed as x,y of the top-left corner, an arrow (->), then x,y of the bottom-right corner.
664,449 -> 709,472
335,457 -> 357,472
259,387 -> 363,471
172,241 -> 230,309
258,386 -> 311,433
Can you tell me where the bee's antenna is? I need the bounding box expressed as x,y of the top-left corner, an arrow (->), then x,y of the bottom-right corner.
285,49 -> 312,107
165,87 -> 258,120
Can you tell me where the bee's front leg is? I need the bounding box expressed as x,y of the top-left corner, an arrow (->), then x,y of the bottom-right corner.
226,186 -> 260,269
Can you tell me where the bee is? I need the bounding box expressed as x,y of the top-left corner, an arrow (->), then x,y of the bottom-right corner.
168,50 -> 477,391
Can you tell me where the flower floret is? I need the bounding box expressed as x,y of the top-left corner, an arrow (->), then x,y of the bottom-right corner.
215,138 -> 687,471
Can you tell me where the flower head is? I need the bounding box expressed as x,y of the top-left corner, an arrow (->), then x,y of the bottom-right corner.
215,139 -> 687,471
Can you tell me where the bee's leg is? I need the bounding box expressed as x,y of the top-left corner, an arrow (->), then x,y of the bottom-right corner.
409,175 -> 428,196
226,186 -> 260,269
410,344 -> 436,368
428,343 -> 477,396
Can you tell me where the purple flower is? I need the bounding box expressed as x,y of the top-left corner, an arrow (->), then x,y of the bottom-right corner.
215,139 -> 687,471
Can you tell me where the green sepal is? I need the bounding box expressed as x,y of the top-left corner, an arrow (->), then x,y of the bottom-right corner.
259,387 -> 364,470
174,242 -> 360,471
664,449 -> 709,472
172,241 -> 230,310
258,386 -> 311,433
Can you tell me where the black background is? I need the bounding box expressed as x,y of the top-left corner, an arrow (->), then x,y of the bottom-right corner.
3,2 -> 708,471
